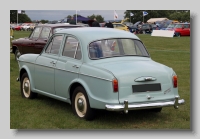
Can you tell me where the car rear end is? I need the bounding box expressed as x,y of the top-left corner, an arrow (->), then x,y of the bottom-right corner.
103,59 -> 184,113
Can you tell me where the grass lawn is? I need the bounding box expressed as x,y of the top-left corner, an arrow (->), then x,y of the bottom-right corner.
10,31 -> 190,129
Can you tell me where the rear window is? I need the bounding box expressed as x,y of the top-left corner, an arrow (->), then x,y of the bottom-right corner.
89,38 -> 149,59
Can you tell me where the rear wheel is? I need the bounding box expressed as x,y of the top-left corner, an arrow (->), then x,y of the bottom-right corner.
72,86 -> 95,120
20,73 -> 37,99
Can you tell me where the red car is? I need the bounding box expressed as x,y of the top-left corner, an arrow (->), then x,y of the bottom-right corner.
166,23 -> 190,37
14,24 -> 22,31
11,24 -> 83,60
173,23 -> 190,37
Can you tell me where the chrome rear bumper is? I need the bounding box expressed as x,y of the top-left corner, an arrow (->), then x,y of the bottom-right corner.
105,96 -> 185,113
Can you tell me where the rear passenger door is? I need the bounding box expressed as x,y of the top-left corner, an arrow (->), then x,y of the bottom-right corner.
55,36 -> 82,99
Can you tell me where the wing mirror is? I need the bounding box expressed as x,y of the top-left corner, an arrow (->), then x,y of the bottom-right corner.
44,39 -> 48,42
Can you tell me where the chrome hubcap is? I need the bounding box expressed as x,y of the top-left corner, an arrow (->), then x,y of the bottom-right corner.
24,82 -> 29,93
23,77 -> 30,97
77,98 -> 84,112
75,92 -> 87,117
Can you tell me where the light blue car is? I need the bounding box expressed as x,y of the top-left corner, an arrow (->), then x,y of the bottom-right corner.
17,27 -> 185,120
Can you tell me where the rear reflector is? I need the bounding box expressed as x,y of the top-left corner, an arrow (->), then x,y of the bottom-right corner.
173,75 -> 177,88
112,79 -> 118,92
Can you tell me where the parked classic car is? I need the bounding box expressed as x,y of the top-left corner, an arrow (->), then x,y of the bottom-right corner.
173,23 -> 190,37
17,27 -> 185,120
165,23 -> 190,37
112,23 -> 129,32
11,24 -> 83,60
122,22 -> 138,33
140,23 -> 153,34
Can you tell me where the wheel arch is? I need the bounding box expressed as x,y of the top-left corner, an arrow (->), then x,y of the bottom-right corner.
69,79 -> 92,104
19,66 -> 35,91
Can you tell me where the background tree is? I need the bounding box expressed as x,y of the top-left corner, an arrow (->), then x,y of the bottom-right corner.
40,19 -> 49,24
66,15 -> 72,19
87,14 -> 104,22
10,10 -> 31,23
124,10 -> 190,23
169,10 -> 190,22
73,14 -> 82,17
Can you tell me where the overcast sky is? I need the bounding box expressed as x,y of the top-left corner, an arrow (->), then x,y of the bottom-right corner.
25,10 -> 126,21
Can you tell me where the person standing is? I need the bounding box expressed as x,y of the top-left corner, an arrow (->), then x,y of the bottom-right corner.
10,26 -> 14,52
104,21 -> 114,28
92,18 -> 100,27
69,17 -> 76,25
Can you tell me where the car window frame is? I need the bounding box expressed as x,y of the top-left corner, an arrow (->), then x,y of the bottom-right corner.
88,38 -> 150,60
40,33 -> 65,56
29,26 -> 43,39
39,27 -> 51,39
61,35 -> 82,60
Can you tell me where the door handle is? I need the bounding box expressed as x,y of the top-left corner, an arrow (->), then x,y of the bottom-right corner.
72,65 -> 79,68
50,61 -> 56,66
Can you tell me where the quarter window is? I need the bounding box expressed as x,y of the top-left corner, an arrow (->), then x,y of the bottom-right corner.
45,35 -> 63,55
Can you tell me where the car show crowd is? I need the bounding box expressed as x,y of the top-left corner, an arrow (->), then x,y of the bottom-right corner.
10,17 -> 190,36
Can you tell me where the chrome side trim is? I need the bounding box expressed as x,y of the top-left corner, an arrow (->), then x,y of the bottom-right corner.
18,60 -> 34,65
79,72 -> 112,81
56,67 -> 78,74
19,60 -> 112,81
105,97 -> 185,113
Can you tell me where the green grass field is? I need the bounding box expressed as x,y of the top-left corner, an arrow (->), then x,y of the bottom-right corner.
10,31 -> 190,129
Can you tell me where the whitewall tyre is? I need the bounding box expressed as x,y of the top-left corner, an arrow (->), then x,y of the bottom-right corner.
72,86 -> 95,120
20,73 -> 37,99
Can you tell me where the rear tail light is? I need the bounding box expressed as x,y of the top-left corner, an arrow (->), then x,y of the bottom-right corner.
173,75 -> 177,88
112,79 -> 118,92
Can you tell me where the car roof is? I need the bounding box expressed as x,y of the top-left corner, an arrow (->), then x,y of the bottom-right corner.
56,27 -> 140,43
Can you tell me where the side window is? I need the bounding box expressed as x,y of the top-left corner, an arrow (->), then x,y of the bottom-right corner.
184,24 -> 189,28
40,27 -> 51,39
29,27 -> 42,39
45,35 -> 63,55
62,37 -> 81,59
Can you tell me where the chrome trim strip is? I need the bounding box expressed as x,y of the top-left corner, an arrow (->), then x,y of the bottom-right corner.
18,60 -> 34,65
19,61 -> 112,81
56,67 -> 78,74
79,72 -> 112,81
105,97 -> 185,113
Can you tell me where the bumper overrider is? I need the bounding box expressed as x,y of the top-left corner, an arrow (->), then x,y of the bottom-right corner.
105,96 -> 185,113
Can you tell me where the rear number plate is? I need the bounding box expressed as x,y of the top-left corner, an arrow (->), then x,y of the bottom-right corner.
132,83 -> 161,93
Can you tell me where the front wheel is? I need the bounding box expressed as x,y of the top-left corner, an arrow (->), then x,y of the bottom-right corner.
15,49 -> 21,61
20,73 -> 37,99
72,86 -> 95,120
